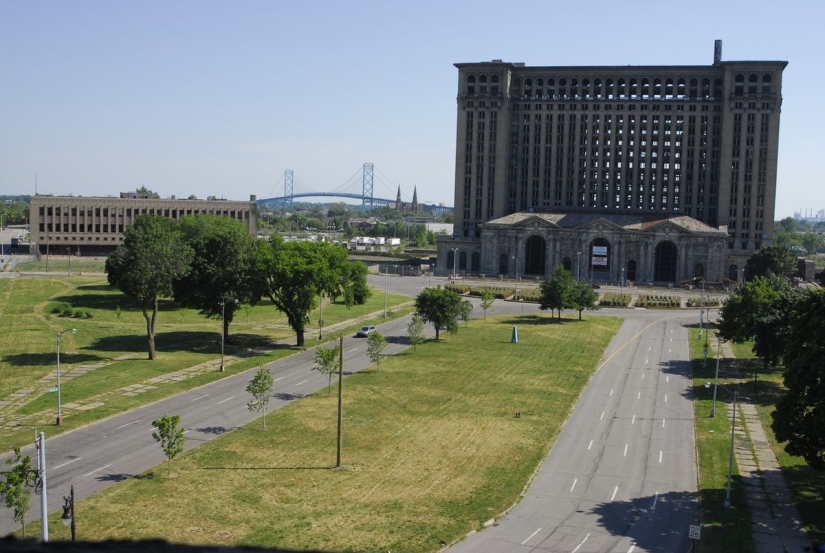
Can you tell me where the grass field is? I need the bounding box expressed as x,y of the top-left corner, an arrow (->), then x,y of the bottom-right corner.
36,313 -> 622,551
0,276 -> 413,451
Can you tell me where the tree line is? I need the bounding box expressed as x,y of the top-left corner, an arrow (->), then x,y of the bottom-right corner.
105,214 -> 370,358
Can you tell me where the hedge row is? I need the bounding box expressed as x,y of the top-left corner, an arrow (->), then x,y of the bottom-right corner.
47,301 -> 94,319
635,295 -> 681,309
599,292 -> 631,307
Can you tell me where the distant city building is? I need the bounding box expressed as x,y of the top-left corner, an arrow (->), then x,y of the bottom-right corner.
439,41 -> 787,283
395,185 -> 419,213
30,193 -> 258,255
793,208 -> 825,222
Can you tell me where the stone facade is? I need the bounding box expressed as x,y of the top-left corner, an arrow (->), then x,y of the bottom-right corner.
30,194 -> 258,255
438,210 -> 729,284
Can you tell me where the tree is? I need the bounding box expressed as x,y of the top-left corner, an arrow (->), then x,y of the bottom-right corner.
0,447 -> 33,537
253,236 -> 364,346
414,287 -> 464,340
106,215 -> 194,359
313,345 -> 340,396
480,289 -> 495,319
407,315 -> 425,352
173,214 -> 257,343
744,245 -> 797,281
569,282 -> 601,320
771,289 -> 825,470
802,232 -> 825,254
246,365 -> 274,429
539,266 -> 574,319
459,299 -> 473,327
151,414 -> 187,471
366,332 -> 388,370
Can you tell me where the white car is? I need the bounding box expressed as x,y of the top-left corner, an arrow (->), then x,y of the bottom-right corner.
356,325 -> 376,337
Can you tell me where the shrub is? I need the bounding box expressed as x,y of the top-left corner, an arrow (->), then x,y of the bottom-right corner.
599,292 -> 630,307
635,295 -> 681,309
48,301 -> 72,315
62,307 -> 74,317
685,297 -> 721,308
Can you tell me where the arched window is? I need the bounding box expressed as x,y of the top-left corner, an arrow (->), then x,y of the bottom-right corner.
748,73 -> 758,95
654,241 -> 678,282
701,78 -> 711,99
761,74 -> 771,95
630,78 -> 638,98
728,264 -> 739,282
570,78 -> 579,97
689,78 -> 698,98
499,254 -> 509,275
606,78 -> 614,99
466,75 -> 476,95
618,77 -> 627,98
665,78 -> 674,98
563,256 -> 572,272
558,78 -> 567,97
653,78 -> 662,98
479,75 -> 487,83
467,75 -> 476,83
594,78 -> 602,98
714,78 -> 723,98
694,263 -> 705,279
525,235 -> 547,276
627,260 -> 637,282
590,237 -> 610,276
446,250 -> 455,271
641,78 -> 650,98
491,75 -> 499,83
677,78 -> 686,98
459,251 -> 467,271
735,74 -> 744,97
535,77 -> 543,96
582,78 -> 591,97
547,78 -> 555,96
471,251 -> 480,272
524,78 -> 533,96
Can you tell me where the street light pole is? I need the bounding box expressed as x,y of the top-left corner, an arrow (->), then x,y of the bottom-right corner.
451,247 -> 458,280
67,247 -> 71,277
724,390 -> 739,509
61,484 -> 76,541
576,251 -> 581,283
621,267 -> 625,304
711,334 -> 724,417
56,328 -> 76,425
383,267 -> 388,319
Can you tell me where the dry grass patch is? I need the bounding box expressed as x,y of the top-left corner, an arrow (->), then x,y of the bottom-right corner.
44,315 -> 621,551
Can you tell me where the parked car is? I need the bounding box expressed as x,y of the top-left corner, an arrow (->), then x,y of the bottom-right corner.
355,325 -> 376,337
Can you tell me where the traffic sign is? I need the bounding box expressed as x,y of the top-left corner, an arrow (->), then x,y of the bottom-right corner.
48,386 -> 59,393
689,524 -> 701,540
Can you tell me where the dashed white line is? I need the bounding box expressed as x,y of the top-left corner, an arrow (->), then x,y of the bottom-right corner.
190,394 -> 209,402
652,491 -> 659,509
610,389 -> 614,396
183,429 -> 191,434
659,450 -> 663,463
600,411 -> 605,420
588,439 -> 593,450
664,394 -> 668,402
216,397 -> 234,405
273,377 -> 284,382
642,373 -> 645,380
631,414 -> 636,425
669,348 -> 672,353
521,528 -> 541,545
628,542 -> 637,553
624,444 -> 628,457
649,346 -> 652,351
666,376 -> 669,383
662,418 -> 666,428
348,348 -> 358,353
116,420 -> 140,429
637,392 -> 641,399
570,478 -> 578,492
611,485 -> 619,501
83,463 -> 111,477
295,380 -> 308,386
645,358 -> 649,364
571,532 -> 591,553
53,457 -> 82,470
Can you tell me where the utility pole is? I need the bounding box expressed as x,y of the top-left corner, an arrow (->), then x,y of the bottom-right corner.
335,335 -> 344,468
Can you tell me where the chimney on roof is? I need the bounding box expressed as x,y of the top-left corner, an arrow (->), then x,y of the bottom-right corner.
713,40 -> 723,65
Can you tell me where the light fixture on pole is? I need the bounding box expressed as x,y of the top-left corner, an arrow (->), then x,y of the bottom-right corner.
621,267 -> 625,304
383,266 -> 388,319
710,333 -> 725,417
576,251 -> 581,283
61,484 -> 76,541
67,247 -> 71,277
706,381 -> 739,509
451,247 -> 458,280
699,280 -> 705,340
56,328 -> 76,425
219,299 -> 238,372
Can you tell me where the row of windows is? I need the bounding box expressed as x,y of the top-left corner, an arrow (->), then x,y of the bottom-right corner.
37,206 -> 249,220
38,235 -> 123,242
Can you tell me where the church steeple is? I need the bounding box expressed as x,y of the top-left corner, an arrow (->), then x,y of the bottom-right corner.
412,186 -> 418,213
396,185 -> 403,211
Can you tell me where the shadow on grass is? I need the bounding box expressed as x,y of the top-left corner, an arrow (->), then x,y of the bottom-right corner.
202,465 -> 331,471
95,472 -> 154,483
1,351 -> 105,367
497,314 -> 564,325
273,392 -> 304,401
194,426 -> 232,435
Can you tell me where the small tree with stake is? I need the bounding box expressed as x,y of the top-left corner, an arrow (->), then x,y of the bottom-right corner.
152,415 -> 187,474
366,331 -> 388,370
246,365 -> 275,429
480,289 -> 495,319
407,315 -> 425,352
313,345 -> 340,396
0,447 -> 33,537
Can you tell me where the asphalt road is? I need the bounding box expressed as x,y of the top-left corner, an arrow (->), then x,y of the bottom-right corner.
1,276 -> 705,553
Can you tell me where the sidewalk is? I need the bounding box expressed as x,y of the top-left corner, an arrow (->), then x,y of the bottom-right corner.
720,343 -> 812,553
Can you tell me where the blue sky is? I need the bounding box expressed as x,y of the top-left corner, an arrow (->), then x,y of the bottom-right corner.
1,0 -> 822,218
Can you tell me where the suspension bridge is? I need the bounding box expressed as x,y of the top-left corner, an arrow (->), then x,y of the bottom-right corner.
258,163 -> 453,215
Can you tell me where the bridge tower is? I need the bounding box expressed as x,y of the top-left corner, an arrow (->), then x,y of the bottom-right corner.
284,170 -> 294,209
361,163 -> 374,211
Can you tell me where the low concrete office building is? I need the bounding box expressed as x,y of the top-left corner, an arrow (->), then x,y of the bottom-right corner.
30,194 -> 258,255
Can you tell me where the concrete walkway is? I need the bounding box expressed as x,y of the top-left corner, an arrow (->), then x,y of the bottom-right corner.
720,343 -> 813,553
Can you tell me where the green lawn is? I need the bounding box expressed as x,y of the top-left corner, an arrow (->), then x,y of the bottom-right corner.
0,276 -> 413,451
36,314 -> 622,551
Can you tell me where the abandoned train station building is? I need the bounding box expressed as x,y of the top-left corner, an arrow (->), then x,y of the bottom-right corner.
438,41 -> 786,284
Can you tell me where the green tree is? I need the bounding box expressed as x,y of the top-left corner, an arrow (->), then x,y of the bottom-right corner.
366,332 -> 388,370
173,214 -> 257,342
313,345 -> 340,396
151,414 -> 187,472
776,216 -> 799,233
480,289 -> 495,319
569,282 -> 601,320
0,447 -> 33,537
253,236 -> 363,346
539,266 -> 574,319
407,315 -> 425,352
105,215 -> 194,359
246,365 -> 275,429
771,289 -> 825,470
801,232 -> 825,254
459,299 -> 473,327
744,245 -> 796,281
414,287 -> 463,340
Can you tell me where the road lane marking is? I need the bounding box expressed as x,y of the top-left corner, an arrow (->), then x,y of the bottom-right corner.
570,478 -> 577,492
600,412 -> 605,420
649,347 -> 651,351
665,394 -> 668,402
190,394 -> 209,402
216,397 -> 234,405
610,389 -> 614,396
273,377 -> 284,382
348,348 -> 358,353
624,444 -> 628,456
666,376 -> 669,383
669,348 -> 672,353
662,418 -> 666,428
53,457 -> 82,470
571,533 -> 591,553
628,542 -> 636,553
645,359 -> 648,364
83,464 -> 111,477
642,373 -> 645,380
659,451 -> 663,463
116,420 -> 140,429
295,380 -> 308,387
652,491 -> 659,509
631,414 -> 636,425
521,528 -> 541,545
183,429 -> 191,434
637,392 -> 641,399
611,485 -> 619,501
588,440 -> 593,450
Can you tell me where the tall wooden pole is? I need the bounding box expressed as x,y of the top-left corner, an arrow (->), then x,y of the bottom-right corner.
335,335 -> 344,468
